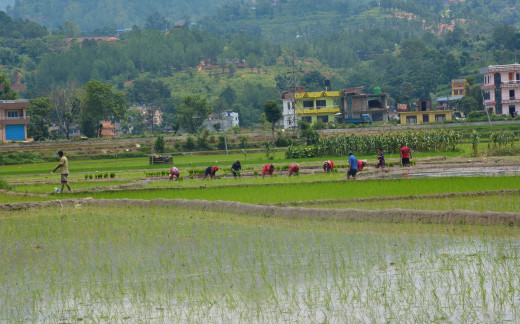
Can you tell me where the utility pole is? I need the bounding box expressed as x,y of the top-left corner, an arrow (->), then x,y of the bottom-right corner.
285,54 -> 301,136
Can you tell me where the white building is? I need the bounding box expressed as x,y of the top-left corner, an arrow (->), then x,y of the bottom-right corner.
481,64 -> 520,117
203,112 -> 239,132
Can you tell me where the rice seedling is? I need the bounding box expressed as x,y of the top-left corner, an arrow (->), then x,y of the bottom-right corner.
1,204 -> 519,322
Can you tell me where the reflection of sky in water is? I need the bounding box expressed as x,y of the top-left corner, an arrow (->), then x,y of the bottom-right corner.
3,224 -> 520,322
390,166 -> 520,179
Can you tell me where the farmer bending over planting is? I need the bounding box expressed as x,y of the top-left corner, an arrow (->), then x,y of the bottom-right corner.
323,160 -> 335,173
231,160 -> 241,178
347,151 -> 358,180
288,163 -> 300,176
52,150 -> 72,193
262,164 -> 274,178
169,166 -> 180,181
203,166 -> 219,180
357,159 -> 367,171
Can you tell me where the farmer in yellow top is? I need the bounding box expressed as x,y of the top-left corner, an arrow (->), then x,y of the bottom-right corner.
52,150 -> 71,193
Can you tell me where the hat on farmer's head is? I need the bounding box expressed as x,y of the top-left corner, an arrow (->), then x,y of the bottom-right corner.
362,159 -> 367,164
348,151 -> 353,155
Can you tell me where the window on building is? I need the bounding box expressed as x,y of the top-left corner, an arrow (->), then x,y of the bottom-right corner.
453,90 -> 458,95
510,90 -> 515,99
483,91 -> 490,100
303,101 -> 313,108
406,116 -> 417,124
301,116 -> 312,123
423,114 -> 429,123
7,111 -> 18,118
517,74 -> 520,81
435,114 -> 446,122
317,115 -> 328,123
459,90 -> 464,96
316,100 -> 326,108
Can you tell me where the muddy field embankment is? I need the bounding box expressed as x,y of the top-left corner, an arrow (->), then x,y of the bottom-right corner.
2,198 -> 520,226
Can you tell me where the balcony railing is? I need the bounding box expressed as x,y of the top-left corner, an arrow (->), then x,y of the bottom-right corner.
501,80 -> 520,87
0,116 -> 30,120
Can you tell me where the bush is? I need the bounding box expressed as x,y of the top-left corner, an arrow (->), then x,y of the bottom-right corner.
184,136 -> 196,151
0,179 -> 12,190
110,173 -> 116,178
154,135 -> 166,153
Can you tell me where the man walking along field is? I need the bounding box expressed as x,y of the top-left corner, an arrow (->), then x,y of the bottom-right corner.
52,150 -> 71,193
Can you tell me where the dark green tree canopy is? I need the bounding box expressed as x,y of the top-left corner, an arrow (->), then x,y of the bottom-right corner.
176,95 -> 212,134
27,97 -> 52,141
264,100 -> 282,139
79,80 -> 127,137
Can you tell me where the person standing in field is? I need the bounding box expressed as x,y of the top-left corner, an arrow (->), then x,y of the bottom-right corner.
288,162 -> 300,176
169,166 -> 180,181
262,163 -> 274,178
347,151 -> 358,180
376,148 -> 385,169
52,150 -> 71,193
203,166 -> 219,180
400,144 -> 412,167
231,160 -> 241,178
323,160 -> 335,173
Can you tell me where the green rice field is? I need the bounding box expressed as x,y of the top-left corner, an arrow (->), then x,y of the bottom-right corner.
2,144 -> 520,322
1,205 -> 519,322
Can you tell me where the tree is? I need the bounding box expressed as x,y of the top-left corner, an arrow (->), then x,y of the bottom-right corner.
0,74 -> 17,100
263,100 -> 282,140
49,84 -> 81,140
154,135 -> 166,153
301,71 -> 326,91
126,79 -> 171,107
63,21 -> 81,37
176,95 -> 212,134
145,12 -> 171,31
27,97 -> 52,141
79,80 -> 127,138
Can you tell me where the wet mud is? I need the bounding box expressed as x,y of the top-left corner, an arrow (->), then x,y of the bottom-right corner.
2,198 -> 520,226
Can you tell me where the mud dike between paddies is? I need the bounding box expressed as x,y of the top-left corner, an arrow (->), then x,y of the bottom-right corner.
2,197 -> 520,227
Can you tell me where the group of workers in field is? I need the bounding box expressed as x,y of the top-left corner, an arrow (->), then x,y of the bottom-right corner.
51,144 -> 413,192
167,144 -> 412,181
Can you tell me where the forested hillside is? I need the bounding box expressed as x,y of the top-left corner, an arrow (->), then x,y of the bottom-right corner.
2,0 -> 520,133
9,0 -> 233,31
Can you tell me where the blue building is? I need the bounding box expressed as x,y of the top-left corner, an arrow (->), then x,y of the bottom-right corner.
0,100 -> 30,141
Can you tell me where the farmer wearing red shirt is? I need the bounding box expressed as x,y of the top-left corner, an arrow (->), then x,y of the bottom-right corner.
203,166 -> 219,180
288,163 -> 300,177
169,166 -> 180,181
323,160 -> 335,173
357,159 -> 367,171
400,144 -> 412,167
262,164 -> 274,178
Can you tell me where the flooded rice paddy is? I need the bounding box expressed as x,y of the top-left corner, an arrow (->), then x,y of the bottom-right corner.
1,205 -> 519,322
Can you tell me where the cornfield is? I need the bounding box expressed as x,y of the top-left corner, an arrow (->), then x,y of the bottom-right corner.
286,130 -> 461,158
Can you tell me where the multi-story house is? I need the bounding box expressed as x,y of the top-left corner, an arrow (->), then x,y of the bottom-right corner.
0,100 -> 30,141
280,88 -> 341,128
481,64 -> 520,117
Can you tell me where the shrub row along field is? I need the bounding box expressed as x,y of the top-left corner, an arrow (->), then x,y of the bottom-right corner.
287,130 -> 462,158
1,205 -> 519,322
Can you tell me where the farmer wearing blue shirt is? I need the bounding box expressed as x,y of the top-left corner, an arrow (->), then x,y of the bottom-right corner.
347,151 -> 358,180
